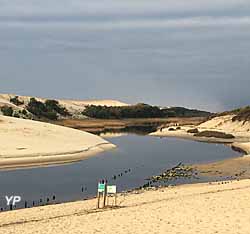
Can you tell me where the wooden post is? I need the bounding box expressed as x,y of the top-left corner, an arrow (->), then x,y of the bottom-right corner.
115,194 -> 117,207
97,191 -> 100,209
97,181 -> 101,209
103,181 -> 107,208
107,194 -> 109,207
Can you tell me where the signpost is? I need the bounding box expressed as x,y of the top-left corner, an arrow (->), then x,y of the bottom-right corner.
97,181 -> 107,209
97,182 -> 104,209
98,183 -> 105,193
107,185 -> 117,207
107,185 -> 116,194
97,181 -> 117,209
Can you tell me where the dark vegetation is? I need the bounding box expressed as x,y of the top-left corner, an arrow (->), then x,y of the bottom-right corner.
44,100 -> 69,116
187,128 -> 199,134
168,128 -> 176,131
83,104 -> 211,119
94,125 -> 159,136
1,106 -> 14,116
194,131 -> 235,139
215,107 -> 246,117
27,98 -> 70,120
161,107 -> 211,118
232,106 -> 250,122
214,106 -> 250,123
10,96 -> 24,106
83,103 -> 164,119
0,106 -> 28,118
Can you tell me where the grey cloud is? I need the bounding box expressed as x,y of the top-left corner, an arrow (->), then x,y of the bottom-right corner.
0,0 -> 250,17
0,0 -> 249,112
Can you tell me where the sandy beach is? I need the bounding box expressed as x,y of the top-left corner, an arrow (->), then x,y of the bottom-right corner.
0,116 -> 115,169
1,1 -> 249,232
148,114 -> 250,182
1,179 -> 250,234
150,115 -> 250,155
1,96 -> 250,234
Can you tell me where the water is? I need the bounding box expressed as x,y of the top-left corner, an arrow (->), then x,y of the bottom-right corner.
0,133 -> 240,210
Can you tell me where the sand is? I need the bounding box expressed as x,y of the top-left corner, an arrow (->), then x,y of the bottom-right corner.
194,155 -> 250,179
148,114 -> 250,183
150,115 -> 250,156
0,94 -> 129,116
99,132 -> 128,138
0,116 -> 115,169
1,102 -> 250,233
1,179 -> 250,233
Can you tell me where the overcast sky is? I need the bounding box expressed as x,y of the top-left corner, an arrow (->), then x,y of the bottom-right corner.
0,0 -> 249,111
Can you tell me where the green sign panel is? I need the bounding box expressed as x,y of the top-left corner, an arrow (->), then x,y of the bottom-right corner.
98,183 -> 105,192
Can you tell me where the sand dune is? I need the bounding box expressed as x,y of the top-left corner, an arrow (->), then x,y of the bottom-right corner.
0,179 -> 250,234
150,114 -> 250,155
0,116 -> 115,169
0,94 -> 128,116
199,115 -> 250,136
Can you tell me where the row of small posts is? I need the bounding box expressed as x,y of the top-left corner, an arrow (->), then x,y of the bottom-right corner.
97,180 -> 117,209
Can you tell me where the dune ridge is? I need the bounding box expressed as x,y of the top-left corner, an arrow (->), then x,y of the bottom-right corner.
0,93 -> 129,118
0,116 -> 115,169
150,114 -> 250,155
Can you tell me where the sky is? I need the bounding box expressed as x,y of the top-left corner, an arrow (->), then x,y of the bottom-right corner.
0,0 -> 250,112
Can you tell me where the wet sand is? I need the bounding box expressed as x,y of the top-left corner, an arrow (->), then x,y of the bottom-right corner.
195,155 -> 250,180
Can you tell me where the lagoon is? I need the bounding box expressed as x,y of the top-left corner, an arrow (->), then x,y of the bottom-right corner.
0,133 -> 240,210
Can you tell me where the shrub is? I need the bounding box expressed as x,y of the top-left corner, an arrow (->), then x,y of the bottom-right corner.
232,106 -> 250,122
45,100 -> 69,116
83,104 -> 212,119
10,96 -> 24,106
43,111 -> 58,120
22,109 -> 27,115
26,98 -> 70,120
168,128 -> 176,131
27,98 -> 48,117
187,128 -> 199,134
161,107 -> 211,118
83,104 -> 165,119
1,106 -> 14,116
194,131 -> 235,139
13,113 -> 20,118
27,98 -> 57,120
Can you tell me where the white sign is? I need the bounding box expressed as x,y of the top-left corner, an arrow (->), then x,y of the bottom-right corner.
107,185 -> 117,194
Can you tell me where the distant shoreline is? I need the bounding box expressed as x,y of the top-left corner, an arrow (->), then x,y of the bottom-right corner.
55,117 -> 206,134
149,120 -> 250,180
149,126 -> 250,155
